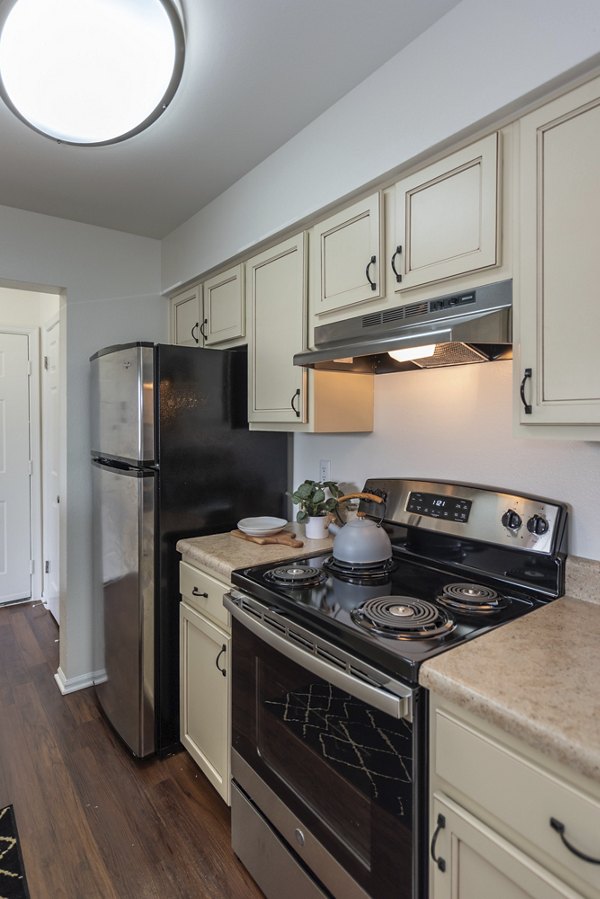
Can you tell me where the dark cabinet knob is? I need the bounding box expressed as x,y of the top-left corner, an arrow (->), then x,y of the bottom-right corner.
501,509 -> 522,531
527,514 -> 549,536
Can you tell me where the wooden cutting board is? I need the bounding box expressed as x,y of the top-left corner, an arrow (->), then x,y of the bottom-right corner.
230,529 -> 303,548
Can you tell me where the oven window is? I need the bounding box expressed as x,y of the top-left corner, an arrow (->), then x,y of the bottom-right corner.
232,620 -> 419,898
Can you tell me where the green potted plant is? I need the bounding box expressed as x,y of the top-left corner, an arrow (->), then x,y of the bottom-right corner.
291,479 -> 342,539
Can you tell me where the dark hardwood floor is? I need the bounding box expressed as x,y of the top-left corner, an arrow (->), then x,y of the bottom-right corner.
0,601 -> 263,898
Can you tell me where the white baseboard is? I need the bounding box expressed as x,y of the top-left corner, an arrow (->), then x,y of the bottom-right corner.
54,666 -> 97,694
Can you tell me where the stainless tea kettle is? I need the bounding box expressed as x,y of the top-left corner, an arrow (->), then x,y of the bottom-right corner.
329,492 -> 392,564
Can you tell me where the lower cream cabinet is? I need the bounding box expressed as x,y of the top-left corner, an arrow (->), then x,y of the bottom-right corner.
179,561 -> 231,805
429,696 -> 600,899
431,794 -> 579,899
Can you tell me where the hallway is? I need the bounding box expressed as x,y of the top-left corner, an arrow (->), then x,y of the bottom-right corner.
0,601 -> 262,898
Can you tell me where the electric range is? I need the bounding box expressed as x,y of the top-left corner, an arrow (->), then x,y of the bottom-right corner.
226,479 -> 568,899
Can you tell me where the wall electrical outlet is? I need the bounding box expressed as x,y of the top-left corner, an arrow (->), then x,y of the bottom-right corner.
319,459 -> 331,483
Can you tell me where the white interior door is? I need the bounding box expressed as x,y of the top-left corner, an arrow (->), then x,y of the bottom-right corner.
42,316 -> 60,623
0,331 -> 32,604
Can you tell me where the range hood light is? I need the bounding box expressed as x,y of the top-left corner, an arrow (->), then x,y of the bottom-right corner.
388,344 -> 436,364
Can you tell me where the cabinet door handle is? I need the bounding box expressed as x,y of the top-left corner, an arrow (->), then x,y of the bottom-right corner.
520,367 -> 533,414
430,813 -> 446,872
391,245 -> 403,283
191,322 -> 200,344
200,318 -> 207,339
550,817 -> 600,865
215,644 -> 227,677
192,587 -> 209,598
290,388 -> 301,418
365,255 -> 377,291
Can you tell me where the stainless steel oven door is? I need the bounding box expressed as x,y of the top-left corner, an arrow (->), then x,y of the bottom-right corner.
225,591 -> 428,899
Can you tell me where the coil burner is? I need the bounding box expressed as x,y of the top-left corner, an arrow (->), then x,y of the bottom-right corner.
351,597 -> 456,640
438,582 -> 510,615
264,565 -> 326,588
323,555 -> 395,584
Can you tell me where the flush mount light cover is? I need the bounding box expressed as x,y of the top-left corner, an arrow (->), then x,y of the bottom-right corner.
0,0 -> 185,146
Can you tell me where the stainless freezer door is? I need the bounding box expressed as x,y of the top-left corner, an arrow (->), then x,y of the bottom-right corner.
90,343 -> 155,464
92,460 -> 156,757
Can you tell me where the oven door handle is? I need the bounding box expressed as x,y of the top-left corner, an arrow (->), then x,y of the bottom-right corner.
224,592 -> 413,721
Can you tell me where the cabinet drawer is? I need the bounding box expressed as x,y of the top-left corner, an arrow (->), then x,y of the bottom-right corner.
179,561 -> 230,630
435,710 -> 600,893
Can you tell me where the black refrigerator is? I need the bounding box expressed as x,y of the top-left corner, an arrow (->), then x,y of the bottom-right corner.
90,342 -> 290,757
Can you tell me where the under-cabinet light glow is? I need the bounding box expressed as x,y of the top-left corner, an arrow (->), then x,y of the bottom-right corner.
388,344 -> 437,363
0,0 -> 185,145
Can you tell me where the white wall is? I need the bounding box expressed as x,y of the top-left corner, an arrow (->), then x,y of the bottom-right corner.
0,286 -> 59,326
0,204 -> 166,686
293,364 -> 600,561
162,0 -> 600,291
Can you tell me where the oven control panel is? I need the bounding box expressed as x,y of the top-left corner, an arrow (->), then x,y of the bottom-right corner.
406,491 -> 472,523
362,478 -> 567,555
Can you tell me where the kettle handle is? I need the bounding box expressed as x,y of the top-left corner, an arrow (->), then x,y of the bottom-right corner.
337,492 -> 385,505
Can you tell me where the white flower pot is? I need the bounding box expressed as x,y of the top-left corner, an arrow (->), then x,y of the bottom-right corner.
304,515 -> 328,540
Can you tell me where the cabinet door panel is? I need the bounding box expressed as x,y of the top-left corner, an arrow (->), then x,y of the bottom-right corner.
171,289 -> 201,346
204,264 -> 245,346
409,165 -> 482,270
395,133 -> 498,290
519,77 -> 600,426
247,234 -> 307,423
435,709 -> 600,893
180,602 -> 230,804
312,193 -> 382,315
432,794 -> 580,899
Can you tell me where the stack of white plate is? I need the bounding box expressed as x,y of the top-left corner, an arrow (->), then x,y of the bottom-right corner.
237,516 -> 287,537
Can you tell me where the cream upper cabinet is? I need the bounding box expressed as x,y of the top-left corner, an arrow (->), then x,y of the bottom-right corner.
393,133 -> 499,292
203,264 -> 245,346
429,696 -> 600,899
170,265 -> 245,349
246,233 -> 308,425
516,75 -> 600,437
310,193 -> 383,317
171,286 -> 201,347
246,233 -> 374,433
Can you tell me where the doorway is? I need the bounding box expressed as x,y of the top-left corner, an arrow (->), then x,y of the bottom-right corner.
0,286 -> 61,620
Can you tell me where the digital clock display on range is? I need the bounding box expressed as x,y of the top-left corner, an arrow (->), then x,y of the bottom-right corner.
406,492 -> 472,523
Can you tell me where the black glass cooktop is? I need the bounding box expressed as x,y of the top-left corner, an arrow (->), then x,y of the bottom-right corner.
231,551 -> 548,683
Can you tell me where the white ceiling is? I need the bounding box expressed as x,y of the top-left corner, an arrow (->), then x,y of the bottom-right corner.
0,0 -> 462,239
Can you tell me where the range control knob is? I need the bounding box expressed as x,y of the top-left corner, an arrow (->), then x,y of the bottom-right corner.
527,514 -> 549,536
501,509 -> 522,531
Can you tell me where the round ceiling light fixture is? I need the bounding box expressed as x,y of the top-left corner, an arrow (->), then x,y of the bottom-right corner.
0,0 -> 185,146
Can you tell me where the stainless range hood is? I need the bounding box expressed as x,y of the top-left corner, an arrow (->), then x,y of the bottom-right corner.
294,280 -> 512,374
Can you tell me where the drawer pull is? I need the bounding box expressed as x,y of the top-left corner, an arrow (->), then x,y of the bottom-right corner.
550,817 -> 600,865
215,645 -> 227,677
192,587 -> 209,598
365,255 -> 377,291
290,388 -> 301,418
391,245 -> 403,283
430,813 -> 446,872
520,367 -> 533,414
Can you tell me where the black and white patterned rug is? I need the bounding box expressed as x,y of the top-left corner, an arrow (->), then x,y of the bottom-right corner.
0,805 -> 30,899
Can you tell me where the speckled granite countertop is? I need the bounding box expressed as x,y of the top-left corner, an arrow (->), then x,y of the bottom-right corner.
177,527 -> 333,581
420,554 -> 600,784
